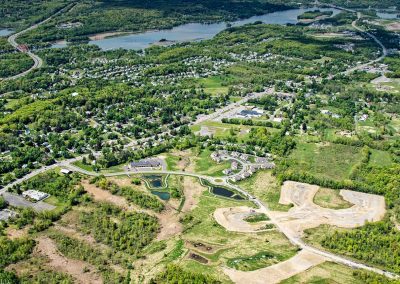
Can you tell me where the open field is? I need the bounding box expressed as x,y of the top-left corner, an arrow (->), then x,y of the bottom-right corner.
223,250 -> 326,284
237,171 -> 292,211
313,187 -> 353,210
288,142 -> 364,181
281,261 -> 368,284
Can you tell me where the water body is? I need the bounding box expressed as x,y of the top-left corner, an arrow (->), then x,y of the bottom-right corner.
376,12 -> 399,19
211,186 -> 245,200
144,175 -> 164,188
0,29 -> 14,37
151,190 -> 170,201
89,7 -> 340,51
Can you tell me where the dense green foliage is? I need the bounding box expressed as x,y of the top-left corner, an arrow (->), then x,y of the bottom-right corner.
0,0 -> 69,29
0,237 -> 35,268
15,170 -> 83,202
321,220 -> 400,273
0,53 -> 33,78
297,10 -> 333,20
78,202 -> 159,255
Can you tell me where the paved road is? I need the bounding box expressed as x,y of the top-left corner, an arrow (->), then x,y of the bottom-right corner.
328,6 -> 388,77
1,3 -> 75,81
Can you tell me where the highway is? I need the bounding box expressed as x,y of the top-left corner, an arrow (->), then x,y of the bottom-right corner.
1,3 -> 75,81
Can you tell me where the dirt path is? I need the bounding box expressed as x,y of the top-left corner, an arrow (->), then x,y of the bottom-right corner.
35,236 -> 102,284
82,180 -> 130,209
181,176 -> 206,212
223,250 -> 327,284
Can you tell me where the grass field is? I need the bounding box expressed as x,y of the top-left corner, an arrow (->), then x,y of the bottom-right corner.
281,261 -> 369,284
237,171 -> 292,211
313,187 -> 353,210
197,76 -> 229,95
288,142 -> 364,181
369,149 -> 393,167
194,148 -> 231,176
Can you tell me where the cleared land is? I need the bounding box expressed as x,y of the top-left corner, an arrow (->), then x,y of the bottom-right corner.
34,236 -> 102,284
270,181 -> 386,239
223,250 -> 326,284
214,206 -> 273,233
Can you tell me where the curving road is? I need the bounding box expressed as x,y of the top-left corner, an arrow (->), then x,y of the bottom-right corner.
328,6 -> 388,77
1,3 -> 75,81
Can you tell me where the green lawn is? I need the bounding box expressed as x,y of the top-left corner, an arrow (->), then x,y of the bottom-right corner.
194,148 -> 230,176
197,76 -> 229,95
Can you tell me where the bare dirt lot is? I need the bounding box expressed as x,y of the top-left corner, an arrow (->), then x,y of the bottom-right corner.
35,236 -> 102,284
386,22 -> 400,31
214,206 -> 272,233
270,181 -> 386,239
223,250 -> 327,284
157,205 -> 182,240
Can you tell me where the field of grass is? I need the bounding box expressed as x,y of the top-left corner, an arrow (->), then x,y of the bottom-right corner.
72,160 -> 125,174
194,148 -> 231,176
281,261 -> 368,284
313,187 -> 353,210
288,142 -> 363,181
197,76 -> 229,95
237,170 -> 292,211
369,149 -> 393,167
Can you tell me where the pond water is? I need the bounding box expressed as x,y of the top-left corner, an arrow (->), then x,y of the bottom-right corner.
144,175 -> 164,188
211,186 -> 245,200
89,7 -> 340,50
151,190 -> 170,201
0,29 -> 14,37
376,12 -> 399,19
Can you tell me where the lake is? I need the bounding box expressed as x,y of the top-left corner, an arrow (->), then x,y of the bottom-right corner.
0,29 -> 14,37
377,12 -> 399,19
89,7 -> 340,51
